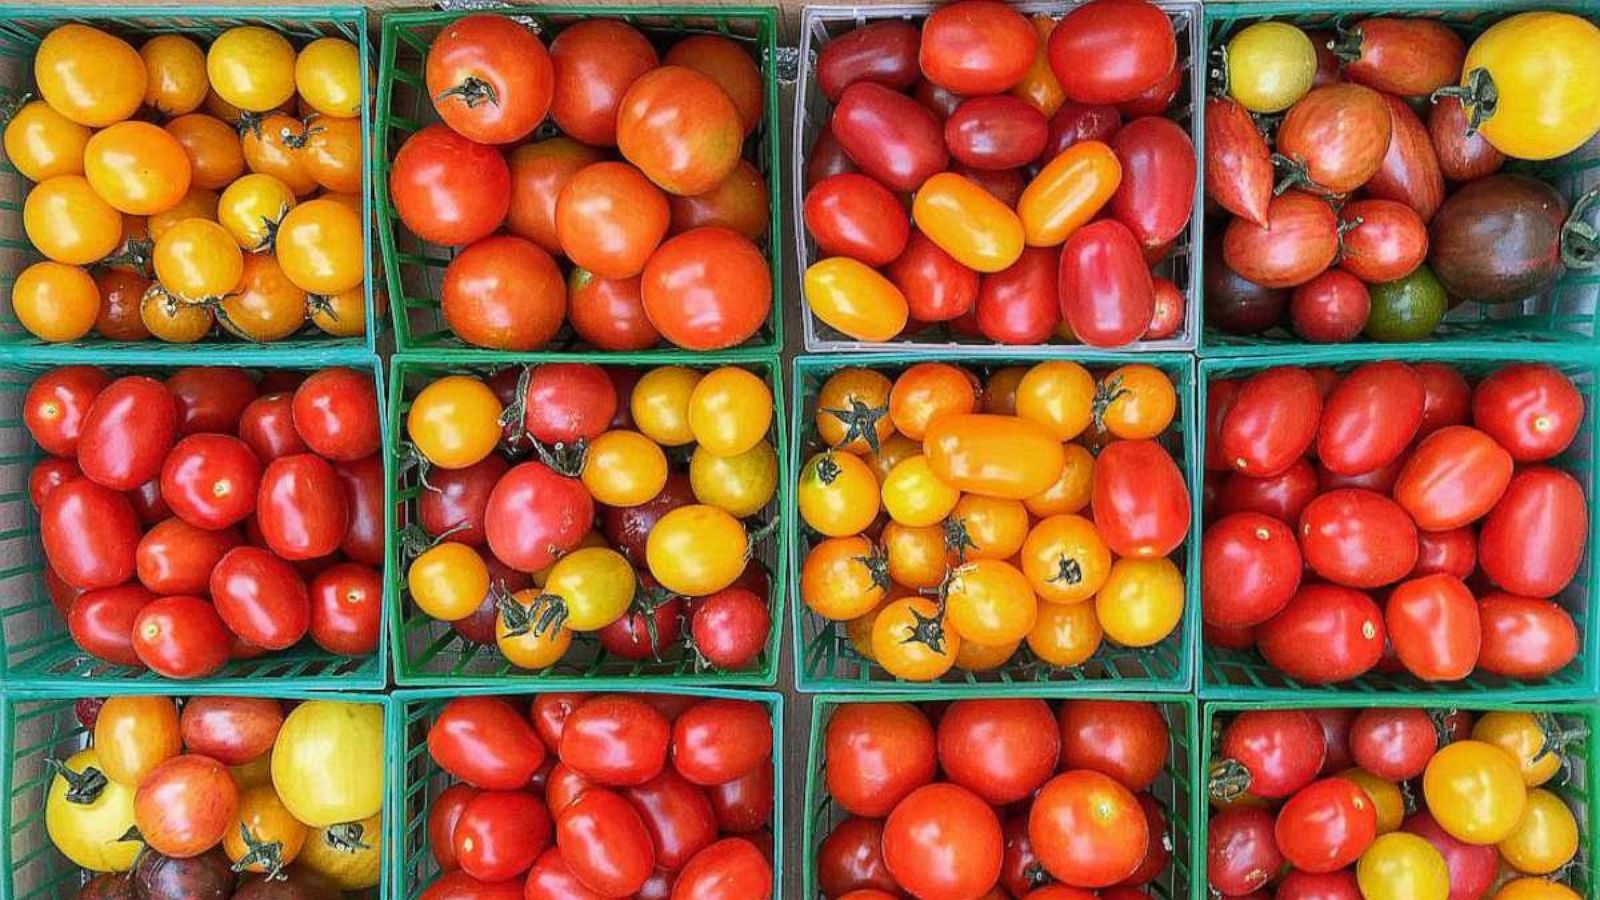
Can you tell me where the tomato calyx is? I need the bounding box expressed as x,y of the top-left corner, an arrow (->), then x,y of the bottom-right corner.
1091,376 -> 1131,431
497,587 -> 567,638
1271,152 -> 1332,197
104,237 -> 155,278
943,517 -> 978,564
280,115 -> 325,151
619,581 -> 682,662
821,398 -> 889,453
852,543 -> 893,591
1324,23 -> 1367,64
230,822 -> 291,881
397,442 -> 437,491
1207,758 -> 1254,803
1559,188 -> 1600,269
900,601 -> 951,655
814,452 -> 844,485
1529,711 -> 1589,771
323,820 -> 373,853
1022,861 -> 1053,891
45,757 -> 108,805
435,75 -> 500,110
1430,67 -> 1497,134
1048,553 -> 1085,589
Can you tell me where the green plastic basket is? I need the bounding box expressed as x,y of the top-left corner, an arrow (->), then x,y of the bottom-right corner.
0,6 -> 381,358
1200,343 -> 1600,702
800,691 -> 1203,900
374,7 -> 783,357
789,351 -> 1200,693
0,686 -> 395,900
386,350 -> 785,687
0,347 -> 389,691
1198,698 -> 1599,897
1200,1 -> 1600,355
387,685 -> 784,898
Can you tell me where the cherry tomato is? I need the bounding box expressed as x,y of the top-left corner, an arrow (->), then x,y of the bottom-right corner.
1277,84 -> 1392,194
1393,426 -> 1513,531
131,595 -> 232,679
42,479 -> 140,590
134,753 -> 239,857
1029,770 -> 1148,888
1299,489 -> 1418,589
817,21 -> 919,101
426,14 -> 552,145
428,697 -> 546,790
671,699 -> 770,786
622,770 -> 716,872
1349,708 -> 1438,781
78,376 -> 178,491
559,696 -> 670,788
1274,777 -> 1378,873
1222,191 -> 1339,289
256,454 -> 347,561
832,81 -> 948,192
1422,740 -> 1527,845
884,783 -> 1002,900
159,434 -> 260,530
1316,362 -> 1425,475
1338,199 -> 1429,283
1256,583 -> 1386,684
1047,0 -> 1176,105
390,125 -> 510,246
616,66 -> 742,197
452,790 -> 551,882
136,518 -> 240,595
1478,467 -> 1587,597
824,702 -> 935,818
209,546 -> 310,650
818,817 -> 897,897
1471,364 -> 1583,463
239,393 -> 308,462
1208,805 -> 1281,896
1058,699 -> 1167,792
935,699 -> 1057,805
804,173 -> 909,267
1092,439 -> 1189,559
1477,592 -> 1579,680
1202,512 -> 1301,628
690,588 -> 770,671
25,366 -> 110,457
1216,710 -> 1326,800
556,788 -> 656,896
547,20 -> 656,146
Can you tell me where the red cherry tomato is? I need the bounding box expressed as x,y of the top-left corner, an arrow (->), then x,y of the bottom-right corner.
208,546 -> 310,650
547,20 -> 657,146
556,789 -> 656,896
918,0 -> 1036,95
1047,0 -> 1175,105
1393,426 -> 1513,531
1029,771 -> 1147,888
1058,219 -> 1154,348
1476,591 -> 1579,680
1201,512 -> 1302,628
452,789 -> 552,882
484,461 -> 593,572
640,227 -> 770,351
427,14 -> 552,145
975,245 -> 1059,343
818,817 -> 897,898
519,363 -> 617,445
131,595 -> 231,678
1256,584 -> 1386,684
255,453 -> 348,561
24,366 -> 110,456
1471,363 -> 1583,462
1414,362 -> 1472,438
1315,361 -> 1425,476
1045,102 -> 1122,158
817,21 -> 919,101
1108,116 -> 1194,248
824,702 -> 935,818
165,367 -> 256,436
1218,368 -> 1323,478
803,173 -> 910,267
1091,439 -> 1190,559
136,518 -> 241,595
308,561 -> 382,656
238,392 -> 309,462
292,366 -> 380,461
334,454 -> 384,567
1348,707 -> 1438,781
945,95 -> 1048,170
1289,269 -> 1371,343
429,782 -> 479,871
1410,527 -> 1477,579
42,479 -> 140,589
689,588 -> 770,671
671,699 -> 771,786
390,124 -> 511,246
1213,460 -> 1318,524
1207,806 -> 1282,896
1298,489 -> 1418,589
1273,778 -> 1378,874
887,231 -> 979,324
936,698 -> 1058,805
1478,467 -> 1587,597
67,584 -> 155,666
160,434 -> 261,530
78,376 -> 178,491
559,695 -> 670,788
1217,710 -> 1326,799
831,82 -> 948,193
428,696 -> 547,790
884,783 -> 1003,900
1057,699 -> 1168,792
671,837 -> 772,900
622,770 -> 717,872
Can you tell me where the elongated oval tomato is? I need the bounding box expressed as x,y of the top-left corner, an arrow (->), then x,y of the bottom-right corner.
1477,592 -> 1578,680
918,0 -> 1037,95
1276,84 -> 1391,194
804,173 -> 910,267
889,232 -> 979,324
1046,0 -> 1176,105
1058,219 -> 1153,348
1219,368 -> 1323,478
1221,191 -> 1338,289
1204,96 -> 1272,227
43,479 -> 140,590
1108,116 -> 1194,248
1092,439 -> 1189,559
1315,361 -> 1425,476
1257,584 -> 1385,684
1337,17 -> 1465,97
912,172 -> 1025,273
78,376 -> 178,491
804,257 -> 908,342
1366,94 -> 1446,224
1478,467 -> 1587,597
1385,573 -> 1481,682
1393,426 -> 1513,531
256,454 -> 348,561
831,82 -> 948,193
1338,199 -> 1429,283
924,414 -> 1065,501
817,20 -> 920,101
945,96 -> 1048,170
1299,489 -> 1418,589
1017,140 -> 1120,247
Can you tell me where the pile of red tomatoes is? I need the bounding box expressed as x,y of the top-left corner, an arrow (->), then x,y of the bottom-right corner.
11,23 -> 368,343
421,693 -> 775,899
1205,12 -> 1600,343
388,14 -> 772,352
801,0 -> 1195,347
816,698 -> 1179,899
799,360 -> 1191,681
1208,706 -> 1587,899
402,363 -> 775,673
1203,360 -> 1585,685
28,365 -> 383,677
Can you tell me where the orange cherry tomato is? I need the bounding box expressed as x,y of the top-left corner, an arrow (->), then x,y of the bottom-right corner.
871,596 -> 959,681
1016,360 -> 1096,441
147,189 -> 219,243
241,113 -> 318,196
945,558 -> 1038,645
1011,16 -> 1065,116
83,122 -> 192,216
141,284 -> 215,342
889,362 -> 978,440
13,261 -> 99,342
882,520 -> 951,590
1025,443 -> 1096,517
3,101 -> 90,182
1027,598 -> 1102,666
1021,513 -> 1110,604
298,115 -> 364,194
1098,364 -> 1177,439
867,434 -> 923,485
164,114 -> 244,191
801,535 -> 888,621
911,172 -> 1025,273
926,413 -> 1066,500
816,368 -> 895,454
217,252 -> 308,342
947,494 -> 1029,561
663,35 -> 765,137
1017,140 -> 1121,246
804,257 -> 909,342
669,159 -> 769,240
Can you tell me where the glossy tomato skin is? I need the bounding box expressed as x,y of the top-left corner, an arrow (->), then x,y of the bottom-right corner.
670,700 -> 771,786
945,96 -> 1048,170
1058,219 -> 1154,347
936,699 -> 1058,805
1289,269 -> 1370,343
1298,489 -> 1418,589
1029,770 -> 1148,888
823,702 -> 935,818
24,366 -> 110,457
1385,574 -> 1480,682
426,14 -> 552,144
1393,426 -> 1513,531
1415,363 -> 1472,438
255,454 -> 347,561
707,763 -> 771,834
333,454 -> 385,566
159,434 -> 261,530
621,770 -> 716,872
559,695 -> 670,787
428,696 -> 546,790
1047,0 -> 1176,105
1219,709 -> 1326,799
1108,116 -> 1194,248
136,518 -> 240,595
1316,361 -> 1425,475
418,455 -> 506,547
1057,699 -> 1168,792
519,363 -> 617,445
547,20 -> 656,147
831,82 -> 948,193
43,479 -> 140,590
484,462 -> 593,572
1471,363 -> 1583,463
817,21 -> 919,101
1207,806 -> 1281,896
1276,84 -> 1391,194
616,66 -> 742,197
290,367 -> 380,461
1201,512 -> 1301,628
1091,439 -> 1189,559
975,246 -> 1059,343
1349,707 -> 1437,781
1428,96 -> 1503,183
888,231 -> 979,323
442,235 -> 565,352
131,595 -> 231,678
1214,459 -> 1318,524
1341,17 -> 1465,96
1403,809 -> 1497,900
803,173 -> 910,267
641,227 -> 770,351
1219,368 -> 1322,478
238,393 -> 308,462
690,588 -> 770,671
209,546 -> 310,650
883,783 -> 1003,900
1338,199 -> 1428,284
1479,467 -> 1587,597
1366,94 -> 1446,224
307,562 -> 381,655
67,584 -> 155,666
1477,591 -> 1579,679
919,0 -> 1037,95
818,817 -> 897,897
451,790 -> 551,882
1411,527 -> 1477,579
1256,584 -> 1386,683
78,376 -> 178,491
1274,778 -> 1378,873
556,789 -> 656,896
390,125 -> 510,246
1204,96 -> 1271,227
165,368 -> 256,437
672,837 -> 771,900
419,870 -> 523,900
1222,191 -> 1339,289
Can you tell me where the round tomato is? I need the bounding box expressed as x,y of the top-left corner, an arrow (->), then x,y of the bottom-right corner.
1274,777 -> 1378,873
1215,710 -> 1326,800
159,434 -> 260,530
1202,512 -> 1301,628
547,20 -> 656,146
308,563 -> 382,656
390,125 -> 510,246
617,66 -> 742,196
936,699 -> 1057,805
884,783 -> 1002,900
824,702 -> 935,818
1207,806 -> 1281,896
1471,364 -> 1583,462
1422,739 -> 1527,845
291,367 -> 380,461
1047,0 -> 1176,105
426,14 -> 552,145
1058,699 -> 1168,792
271,700 -> 384,828
1030,770 -> 1148,888
1316,362 -> 1425,476
133,754 -> 238,858
641,226 -> 770,350
691,588 -> 770,671
25,366 -> 110,456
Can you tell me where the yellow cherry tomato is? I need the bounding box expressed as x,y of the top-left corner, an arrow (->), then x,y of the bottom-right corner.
804,257 -> 909,342
35,24 -> 145,127
298,115 -> 364,194
690,440 -> 777,517
216,252 -> 306,342
1493,879 -> 1581,900
218,172 -> 298,251
309,286 -> 367,337
297,814 -> 382,890
1027,598 -> 1103,667
1026,443 -> 1095,517
867,433 -> 922,485
270,700 -> 384,828
871,596 -> 959,681
582,430 -> 669,507
1497,789 -> 1578,875
1227,22 -> 1317,113
93,696 -> 181,787
882,521 -> 950,591
24,175 -> 123,265
1471,711 -> 1574,787
153,218 -> 244,300
798,450 -> 880,537
888,362 -> 978,441
1098,364 -> 1177,439
946,494 -> 1028,561
801,535 -> 888,621
1016,360 -> 1097,441
83,121 -> 193,216
632,366 -> 702,446
1095,556 -> 1184,647
544,546 -> 636,631
142,284 -> 214,342
295,37 -> 363,118
1340,768 -> 1404,834
241,113 -> 318,196
955,637 -> 1020,672
406,375 -> 503,469
140,35 -> 208,116
1021,514 -> 1110,604
645,504 -> 748,596
208,26 -> 298,113
1010,16 -> 1064,117
45,748 -> 140,872
1356,832 -> 1448,900
945,558 -> 1038,645
881,455 -> 960,528
925,413 -> 1066,500
688,366 -> 772,456
3,100 -> 89,181
531,531 -> 607,588
275,197 -> 364,295
409,541 -> 490,621
912,172 -> 1024,272
13,261 -> 98,342
816,367 -> 895,454
148,189 -> 220,243
1422,740 -> 1528,845
1017,141 -> 1121,247
223,785 -> 308,876
1456,12 -> 1600,160
165,113 -> 245,192
497,588 -> 574,668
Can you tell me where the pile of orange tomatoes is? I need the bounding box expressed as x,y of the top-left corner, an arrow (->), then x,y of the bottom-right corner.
11,23 -> 367,343
799,360 -> 1191,681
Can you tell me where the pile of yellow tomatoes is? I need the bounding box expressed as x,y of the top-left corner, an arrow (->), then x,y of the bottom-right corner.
798,360 -> 1193,681
10,23 -> 366,343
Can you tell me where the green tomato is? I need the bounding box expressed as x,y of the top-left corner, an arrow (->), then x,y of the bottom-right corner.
1365,264 -> 1447,342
